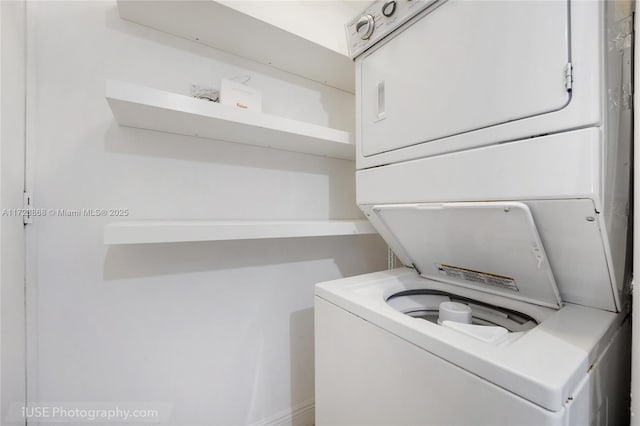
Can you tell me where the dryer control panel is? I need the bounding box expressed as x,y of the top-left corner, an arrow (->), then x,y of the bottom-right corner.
346,0 -> 441,59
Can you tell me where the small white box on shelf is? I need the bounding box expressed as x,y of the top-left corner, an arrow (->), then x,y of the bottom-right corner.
220,79 -> 262,112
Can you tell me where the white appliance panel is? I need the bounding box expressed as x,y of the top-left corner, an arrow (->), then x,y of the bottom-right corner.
526,200 -> 618,312
360,0 -> 570,157
356,128 -> 601,207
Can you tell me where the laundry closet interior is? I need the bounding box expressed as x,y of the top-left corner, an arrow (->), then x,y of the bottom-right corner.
0,1 -> 638,426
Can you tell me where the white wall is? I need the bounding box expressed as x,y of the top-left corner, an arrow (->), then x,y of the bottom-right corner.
26,2 -> 386,425
1,0 -> 27,424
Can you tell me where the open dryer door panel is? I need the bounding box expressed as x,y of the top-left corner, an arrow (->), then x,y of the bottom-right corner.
360,0 -> 571,156
368,202 -> 562,309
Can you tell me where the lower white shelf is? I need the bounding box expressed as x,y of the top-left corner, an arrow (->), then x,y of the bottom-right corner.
104,220 -> 377,245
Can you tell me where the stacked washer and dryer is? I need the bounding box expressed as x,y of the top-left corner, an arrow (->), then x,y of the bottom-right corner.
315,0 -> 634,425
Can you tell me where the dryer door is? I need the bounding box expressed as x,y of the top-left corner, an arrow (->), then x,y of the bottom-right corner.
360,0 -> 571,157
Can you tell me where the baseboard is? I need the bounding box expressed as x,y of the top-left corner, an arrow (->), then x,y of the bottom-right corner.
252,399 -> 315,426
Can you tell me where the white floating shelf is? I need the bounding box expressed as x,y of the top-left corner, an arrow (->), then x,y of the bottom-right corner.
116,0 -> 355,93
106,80 -> 355,160
104,220 -> 377,245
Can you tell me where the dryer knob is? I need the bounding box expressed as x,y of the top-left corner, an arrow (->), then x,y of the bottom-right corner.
356,14 -> 375,40
382,0 -> 397,17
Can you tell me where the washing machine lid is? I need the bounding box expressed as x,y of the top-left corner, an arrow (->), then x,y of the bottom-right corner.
369,202 -> 562,309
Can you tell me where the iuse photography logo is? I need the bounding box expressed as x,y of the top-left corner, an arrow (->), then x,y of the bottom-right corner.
8,402 -> 172,423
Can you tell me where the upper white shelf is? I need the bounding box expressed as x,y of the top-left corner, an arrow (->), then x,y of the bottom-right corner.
106,80 -> 355,160
104,220 -> 377,245
116,0 -> 355,93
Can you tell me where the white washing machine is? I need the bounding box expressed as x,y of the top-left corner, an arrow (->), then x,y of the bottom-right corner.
315,0 -> 634,424
316,268 -> 630,425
